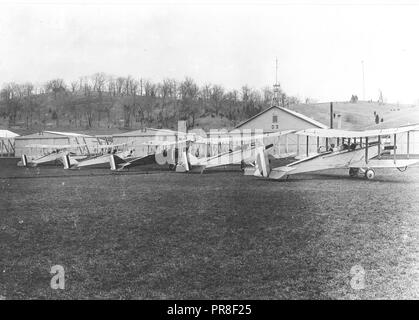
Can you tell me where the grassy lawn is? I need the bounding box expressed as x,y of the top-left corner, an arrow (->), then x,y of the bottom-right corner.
1,158 -> 418,299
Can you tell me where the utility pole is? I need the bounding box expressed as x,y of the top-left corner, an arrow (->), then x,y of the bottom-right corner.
362,60 -> 365,101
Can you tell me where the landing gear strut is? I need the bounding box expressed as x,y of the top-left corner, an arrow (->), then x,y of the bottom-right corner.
349,168 -> 359,177
349,167 -> 375,180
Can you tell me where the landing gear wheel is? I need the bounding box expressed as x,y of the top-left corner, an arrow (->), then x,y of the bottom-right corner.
168,164 -> 176,171
349,168 -> 359,177
365,169 -> 375,180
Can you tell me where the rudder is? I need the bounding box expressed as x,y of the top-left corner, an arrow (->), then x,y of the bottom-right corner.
62,153 -> 71,169
21,154 -> 28,167
254,146 -> 271,178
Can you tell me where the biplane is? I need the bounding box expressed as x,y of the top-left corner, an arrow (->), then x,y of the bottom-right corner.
140,130 -> 296,173
18,144 -> 88,167
251,124 -> 419,180
62,143 -> 136,169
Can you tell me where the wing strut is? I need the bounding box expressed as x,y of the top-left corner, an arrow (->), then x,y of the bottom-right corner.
407,131 -> 410,159
394,134 -> 397,164
378,135 -> 381,159
306,136 -> 309,157
365,137 -> 369,164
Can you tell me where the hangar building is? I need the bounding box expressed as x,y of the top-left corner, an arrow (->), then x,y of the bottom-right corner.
14,131 -> 100,157
112,128 -> 178,157
230,105 -> 328,156
0,129 -> 19,157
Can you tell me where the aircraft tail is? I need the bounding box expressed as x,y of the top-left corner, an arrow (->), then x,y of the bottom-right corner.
62,153 -> 71,169
254,146 -> 271,177
175,150 -> 190,172
62,153 -> 80,169
268,166 -> 295,179
182,150 -> 190,171
109,154 -> 117,171
21,154 -> 28,167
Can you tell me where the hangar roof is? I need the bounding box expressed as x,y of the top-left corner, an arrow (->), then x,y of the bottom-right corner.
44,131 -> 91,137
0,129 -> 19,138
113,128 -> 178,137
235,105 -> 328,129
15,131 -> 91,140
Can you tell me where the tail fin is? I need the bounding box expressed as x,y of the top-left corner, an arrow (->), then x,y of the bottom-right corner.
21,154 -> 28,167
182,150 -> 190,171
186,151 -> 200,166
63,153 -> 80,169
62,153 -> 71,169
265,143 -> 274,150
109,154 -> 117,171
175,150 -> 190,172
254,146 -> 271,178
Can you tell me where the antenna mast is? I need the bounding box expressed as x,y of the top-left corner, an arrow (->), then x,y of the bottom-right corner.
272,58 -> 281,107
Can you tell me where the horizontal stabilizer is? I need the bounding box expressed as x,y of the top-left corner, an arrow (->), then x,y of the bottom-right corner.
117,154 -> 156,170
268,166 -> 296,180
271,152 -> 297,159
243,167 -> 256,176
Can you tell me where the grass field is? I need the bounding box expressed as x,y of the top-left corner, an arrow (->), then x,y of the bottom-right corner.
1,158 -> 419,299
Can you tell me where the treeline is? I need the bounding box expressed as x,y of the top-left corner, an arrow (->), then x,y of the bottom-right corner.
0,73 -> 299,130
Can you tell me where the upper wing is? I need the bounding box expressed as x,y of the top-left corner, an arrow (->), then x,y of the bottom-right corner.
296,124 -> 419,138
24,143 -> 87,149
143,139 -> 193,146
194,130 -> 296,144
143,130 -> 294,146
93,143 -> 127,149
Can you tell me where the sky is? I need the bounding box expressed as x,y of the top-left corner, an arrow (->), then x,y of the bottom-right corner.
1,0 -> 419,104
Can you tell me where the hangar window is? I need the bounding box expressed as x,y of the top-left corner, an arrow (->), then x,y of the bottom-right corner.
272,115 -> 278,123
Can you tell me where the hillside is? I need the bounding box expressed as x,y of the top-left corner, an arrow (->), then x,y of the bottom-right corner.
190,101 -> 419,132
288,101 -> 419,130
3,98 -> 419,136
366,106 -> 419,129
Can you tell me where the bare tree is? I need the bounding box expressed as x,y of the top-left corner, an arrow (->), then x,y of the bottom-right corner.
21,82 -> 37,128
210,84 -> 225,116
262,86 -> 273,105
116,77 -> 125,96
70,81 -> 79,93
179,77 -> 200,127
45,78 -> 66,100
0,83 -> 22,125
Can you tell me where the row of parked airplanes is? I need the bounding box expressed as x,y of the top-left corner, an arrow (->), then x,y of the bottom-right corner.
17,124 -> 419,180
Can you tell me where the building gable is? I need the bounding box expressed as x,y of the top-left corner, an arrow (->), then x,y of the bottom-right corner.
235,106 -> 327,132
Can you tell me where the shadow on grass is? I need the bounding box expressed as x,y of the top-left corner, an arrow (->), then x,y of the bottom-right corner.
285,172 -> 413,184
0,170 -> 170,180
